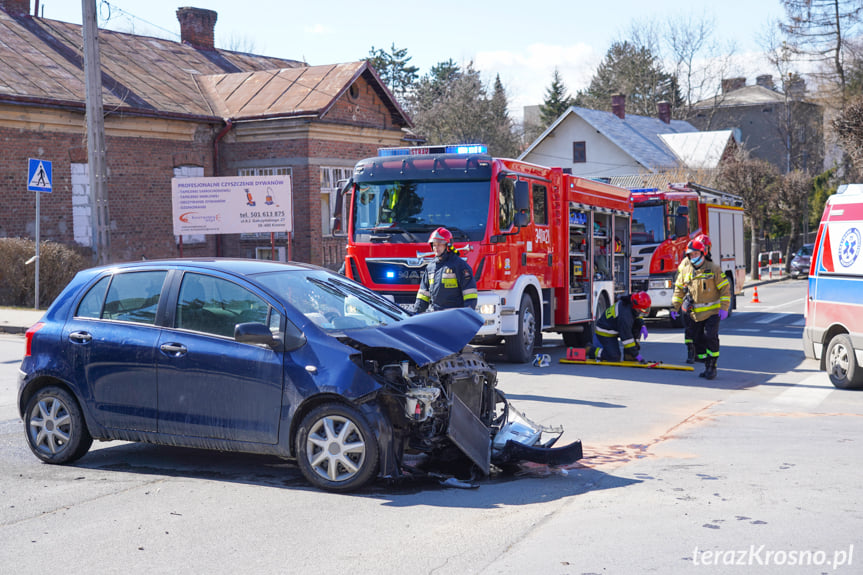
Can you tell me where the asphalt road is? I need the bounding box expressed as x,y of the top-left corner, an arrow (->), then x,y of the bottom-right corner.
0,279 -> 860,574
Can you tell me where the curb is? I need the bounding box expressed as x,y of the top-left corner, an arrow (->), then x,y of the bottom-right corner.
0,325 -> 28,335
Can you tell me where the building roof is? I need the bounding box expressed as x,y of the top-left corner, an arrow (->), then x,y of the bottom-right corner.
0,9 -> 409,126
520,106 -> 698,172
692,84 -> 787,109
659,130 -> 737,170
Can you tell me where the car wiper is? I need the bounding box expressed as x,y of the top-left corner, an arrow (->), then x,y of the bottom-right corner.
370,224 -> 419,243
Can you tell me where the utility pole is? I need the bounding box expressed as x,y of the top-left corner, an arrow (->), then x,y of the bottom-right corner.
82,0 -> 111,264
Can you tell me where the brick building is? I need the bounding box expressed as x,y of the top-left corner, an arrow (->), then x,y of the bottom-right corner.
0,1 -> 411,268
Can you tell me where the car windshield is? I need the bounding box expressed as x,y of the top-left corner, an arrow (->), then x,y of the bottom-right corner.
254,269 -> 410,331
632,204 -> 666,245
799,244 -> 813,256
352,181 -> 490,243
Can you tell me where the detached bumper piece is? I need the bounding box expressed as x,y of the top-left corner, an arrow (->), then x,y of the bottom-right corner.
495,438 -> 583,466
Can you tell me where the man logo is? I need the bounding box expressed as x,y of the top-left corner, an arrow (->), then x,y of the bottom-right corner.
399,270 -> 422,280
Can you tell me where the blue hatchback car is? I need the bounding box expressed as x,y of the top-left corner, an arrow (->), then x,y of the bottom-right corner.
18,259 -> 581,491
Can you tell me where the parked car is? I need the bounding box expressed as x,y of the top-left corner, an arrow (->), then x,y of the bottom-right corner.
18,259 -> 581,491
790,243 -> 814,279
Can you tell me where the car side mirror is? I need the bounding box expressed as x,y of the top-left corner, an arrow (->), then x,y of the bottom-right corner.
674,215 -> 688,238
235,322 -> 306,351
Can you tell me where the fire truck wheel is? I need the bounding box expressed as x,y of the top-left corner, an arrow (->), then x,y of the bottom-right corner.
504,294 -> 536,363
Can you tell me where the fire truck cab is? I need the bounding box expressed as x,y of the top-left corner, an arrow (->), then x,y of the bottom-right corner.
630,183 -> 745,324
336,144 -> 632,362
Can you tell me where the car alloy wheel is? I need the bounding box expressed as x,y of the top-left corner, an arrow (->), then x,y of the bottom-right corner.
24,386 -> 93,464
296,403 -> 379,492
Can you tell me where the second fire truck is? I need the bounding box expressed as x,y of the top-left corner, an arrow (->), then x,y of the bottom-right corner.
335,144 -> 633,362
629,182 -> 746,325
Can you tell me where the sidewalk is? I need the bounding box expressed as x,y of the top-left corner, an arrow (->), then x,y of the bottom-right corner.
0,308 -> 45,335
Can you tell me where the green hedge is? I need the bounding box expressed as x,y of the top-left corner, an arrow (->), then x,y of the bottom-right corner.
0,238 -> 88,308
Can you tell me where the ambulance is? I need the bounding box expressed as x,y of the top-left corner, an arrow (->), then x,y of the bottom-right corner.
803,183 -> 863,388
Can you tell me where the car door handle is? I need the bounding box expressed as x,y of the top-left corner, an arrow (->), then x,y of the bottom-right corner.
69,331 -> 92,343
160,343 -> 188,356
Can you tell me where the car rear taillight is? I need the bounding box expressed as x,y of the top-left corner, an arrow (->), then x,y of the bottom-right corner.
24,322 -> 45,357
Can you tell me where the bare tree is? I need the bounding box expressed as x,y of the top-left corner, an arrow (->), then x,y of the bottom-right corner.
717,151 -> 780,276
775,170 -> 813,268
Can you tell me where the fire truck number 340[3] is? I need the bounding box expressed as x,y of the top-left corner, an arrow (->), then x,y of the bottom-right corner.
333,144 -> 633,363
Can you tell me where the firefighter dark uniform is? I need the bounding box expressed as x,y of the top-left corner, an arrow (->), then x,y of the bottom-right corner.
415,249 -> 477,312
671,247 -> 730,379
590,293 -> 651,362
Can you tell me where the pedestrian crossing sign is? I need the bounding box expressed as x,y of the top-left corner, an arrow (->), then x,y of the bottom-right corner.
28,158 -> 52,192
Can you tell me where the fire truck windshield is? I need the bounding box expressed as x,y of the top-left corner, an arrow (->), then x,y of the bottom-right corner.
632,204 -> 667,245
352,180 -> 490,243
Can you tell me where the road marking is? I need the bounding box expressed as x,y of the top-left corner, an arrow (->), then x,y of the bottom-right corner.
755,314 -> 786,324
771,373 -> 835,409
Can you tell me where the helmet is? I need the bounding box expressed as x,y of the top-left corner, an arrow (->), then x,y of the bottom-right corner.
428,227 -> 453,246
686,237 -> 707,255
631,291 -> 652,313
696,233 -> 712,250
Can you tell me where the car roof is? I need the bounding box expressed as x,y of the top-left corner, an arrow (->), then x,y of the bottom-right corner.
84,258 -> 324,277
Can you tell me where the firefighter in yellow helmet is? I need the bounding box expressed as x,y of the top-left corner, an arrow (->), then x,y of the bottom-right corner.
414,227 -> 477,312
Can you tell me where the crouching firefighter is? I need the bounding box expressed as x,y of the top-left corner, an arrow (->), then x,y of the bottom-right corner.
589,292 -> 651,362
414,227 -> 478,312
670,237 -> 730,379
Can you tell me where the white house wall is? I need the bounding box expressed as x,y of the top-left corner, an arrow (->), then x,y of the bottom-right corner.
521,115 -> 642,178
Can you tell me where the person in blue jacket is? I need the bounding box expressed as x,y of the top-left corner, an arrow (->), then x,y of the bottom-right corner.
414,227 -> 478,312
589,292 -> 651,362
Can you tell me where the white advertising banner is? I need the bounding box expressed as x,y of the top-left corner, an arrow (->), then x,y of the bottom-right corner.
171,175 -> 292,235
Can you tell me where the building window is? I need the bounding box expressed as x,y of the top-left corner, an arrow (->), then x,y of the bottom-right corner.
320,166 -> 353,236
238,167 -> 292,240
572,141 -> 586,163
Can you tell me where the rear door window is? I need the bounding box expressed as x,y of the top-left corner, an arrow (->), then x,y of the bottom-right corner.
99,271 -> 167,325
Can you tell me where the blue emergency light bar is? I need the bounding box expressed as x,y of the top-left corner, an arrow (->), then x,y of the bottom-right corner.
378,144 -> 488,156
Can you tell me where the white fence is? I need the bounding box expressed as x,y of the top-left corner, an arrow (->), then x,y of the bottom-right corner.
757,251 -> 784,280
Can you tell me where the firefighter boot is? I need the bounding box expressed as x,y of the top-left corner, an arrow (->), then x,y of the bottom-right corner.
685,343 -> 695,364
699,357 -> 717,380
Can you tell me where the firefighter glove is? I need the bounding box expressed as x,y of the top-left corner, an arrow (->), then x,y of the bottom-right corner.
670,310 -> 679,320
640,326 -> 648,340
718,309 -> 728,320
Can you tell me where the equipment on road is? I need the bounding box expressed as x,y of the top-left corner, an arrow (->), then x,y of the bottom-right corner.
751,286 -> 761,303
560,357 -> 695,371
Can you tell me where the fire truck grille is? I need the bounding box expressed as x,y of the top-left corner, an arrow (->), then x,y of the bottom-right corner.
631,279 -> 649,292
367,261 -> 427,285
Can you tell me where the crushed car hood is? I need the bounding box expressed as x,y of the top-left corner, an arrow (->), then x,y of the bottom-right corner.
342,308 -> 484,366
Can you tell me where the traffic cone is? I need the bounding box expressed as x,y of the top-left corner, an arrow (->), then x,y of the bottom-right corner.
751,286 -> 760,303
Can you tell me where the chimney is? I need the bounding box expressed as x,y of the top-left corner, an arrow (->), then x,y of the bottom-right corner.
756,74 -> 775,90
611,94 -> 626,120
721,77 -> 746,94
657,101 -> 671,124
177,7 -> 217,51
787,77 -> 807,100
0,0 -> 30,16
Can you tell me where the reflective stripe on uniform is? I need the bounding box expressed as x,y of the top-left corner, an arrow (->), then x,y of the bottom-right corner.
692,300 -> 720,313
595,327 -> 618,337
462,288 -> 477,301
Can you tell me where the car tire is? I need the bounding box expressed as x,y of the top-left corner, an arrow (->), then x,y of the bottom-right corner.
504,293 -> 536,363
826,334 -> 863,389
24,386 -> 93,464
295,403 -> 379,492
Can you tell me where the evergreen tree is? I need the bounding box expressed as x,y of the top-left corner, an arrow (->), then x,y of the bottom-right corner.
365,44 -> 419,105
539,69 -> 574,128
575,41 -> 681,117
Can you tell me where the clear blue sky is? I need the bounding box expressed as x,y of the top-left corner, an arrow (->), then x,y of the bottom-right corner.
41,0 -> 783,118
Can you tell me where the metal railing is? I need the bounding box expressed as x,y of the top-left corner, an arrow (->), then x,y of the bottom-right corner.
757,251 -> 784,280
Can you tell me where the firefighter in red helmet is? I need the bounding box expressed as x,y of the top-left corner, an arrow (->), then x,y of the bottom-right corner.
414,227 -> 478,312
671,234 -> 730,379
588,292 -> 651,362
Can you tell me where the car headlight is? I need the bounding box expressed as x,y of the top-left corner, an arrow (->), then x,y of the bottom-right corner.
478,304 -> 496,315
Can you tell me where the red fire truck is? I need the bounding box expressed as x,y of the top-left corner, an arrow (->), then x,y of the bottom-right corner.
335,144 -> 633,362
629,183 -> 745,324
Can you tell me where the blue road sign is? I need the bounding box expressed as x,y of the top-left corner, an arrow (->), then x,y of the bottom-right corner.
28,158 -> 52,192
